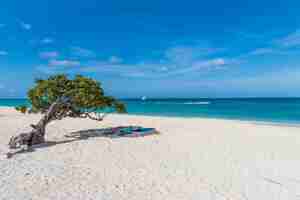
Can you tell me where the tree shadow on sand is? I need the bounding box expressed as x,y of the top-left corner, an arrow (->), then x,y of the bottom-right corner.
6,126 -> 158,158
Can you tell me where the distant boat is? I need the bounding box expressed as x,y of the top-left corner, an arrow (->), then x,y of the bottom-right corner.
141,96 -> 147,101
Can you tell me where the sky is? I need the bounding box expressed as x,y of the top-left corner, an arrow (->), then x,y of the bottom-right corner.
1,0 -> 300,98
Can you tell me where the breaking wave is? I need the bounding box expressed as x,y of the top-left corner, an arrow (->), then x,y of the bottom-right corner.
151,101 -> 211,105
183,102 -> 211,105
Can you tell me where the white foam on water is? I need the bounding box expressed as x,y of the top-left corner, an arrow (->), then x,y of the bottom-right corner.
152,101 -> 211,105
183,101 -> 211,105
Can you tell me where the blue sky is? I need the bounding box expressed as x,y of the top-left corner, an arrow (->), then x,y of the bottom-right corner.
1,0 -> 300,98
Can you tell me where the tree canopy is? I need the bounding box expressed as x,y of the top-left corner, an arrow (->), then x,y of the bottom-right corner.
27,74 -> 126,118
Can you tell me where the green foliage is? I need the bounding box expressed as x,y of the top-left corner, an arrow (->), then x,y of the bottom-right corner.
26,74 -> 126,115
15,105 -> 28,114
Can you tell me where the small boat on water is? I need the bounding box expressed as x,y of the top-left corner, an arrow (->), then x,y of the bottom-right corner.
141,96 -> 147,101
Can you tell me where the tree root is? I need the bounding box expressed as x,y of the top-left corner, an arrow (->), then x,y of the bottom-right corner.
8,129 -> 45,149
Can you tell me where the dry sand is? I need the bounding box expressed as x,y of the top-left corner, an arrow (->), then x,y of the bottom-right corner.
1,107 -> 300,199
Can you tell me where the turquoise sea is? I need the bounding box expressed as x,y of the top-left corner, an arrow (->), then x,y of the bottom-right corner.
1,98 -> 300,124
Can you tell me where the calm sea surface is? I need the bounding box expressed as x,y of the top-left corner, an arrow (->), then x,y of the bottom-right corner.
1,98 -> 300,124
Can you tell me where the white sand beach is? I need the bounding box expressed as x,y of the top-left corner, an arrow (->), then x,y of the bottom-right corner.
1,107 -> 300,199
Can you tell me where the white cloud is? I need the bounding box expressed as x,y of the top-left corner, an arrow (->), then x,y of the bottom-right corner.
49,59 -> 80,67
79,42 -> 233,79
0,51 -> 8,56
71,46 -> 95,57
37,60 -> 81,74
165,45 -> 221,66
246,30 -> 300,56
109,56 -> 123,64
20,21 -> 31,30
39,51 -> 59,59
36,42 -> 235,78
81,57 -> 229,78
276,30 -> 300,47
245,30 -> 300,57
41,38 -> 54,44
247,47 -> 297,56
165,58 -> 228,75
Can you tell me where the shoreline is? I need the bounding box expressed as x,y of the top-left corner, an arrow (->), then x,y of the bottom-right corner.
1,106 -> 299,128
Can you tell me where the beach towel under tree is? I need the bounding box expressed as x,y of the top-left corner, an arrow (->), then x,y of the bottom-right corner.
9,74 -> 126,149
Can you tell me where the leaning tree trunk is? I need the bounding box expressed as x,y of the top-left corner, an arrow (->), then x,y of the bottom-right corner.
8,100 -> 65,149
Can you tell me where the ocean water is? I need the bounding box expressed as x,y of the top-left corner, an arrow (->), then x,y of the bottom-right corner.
1,98 -> 300,124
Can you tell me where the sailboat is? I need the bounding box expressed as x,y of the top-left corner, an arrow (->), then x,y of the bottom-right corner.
141,96 -> 147,101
